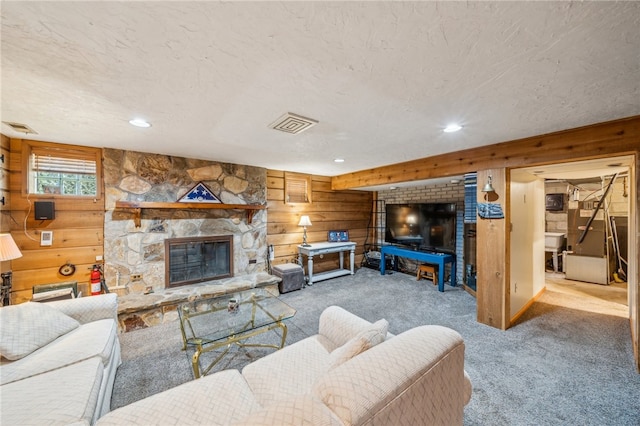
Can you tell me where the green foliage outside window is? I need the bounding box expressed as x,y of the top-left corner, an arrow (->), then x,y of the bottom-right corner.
34,172 -> 96,196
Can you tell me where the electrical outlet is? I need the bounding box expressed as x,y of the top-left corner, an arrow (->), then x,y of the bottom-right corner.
131,274 -> 142,282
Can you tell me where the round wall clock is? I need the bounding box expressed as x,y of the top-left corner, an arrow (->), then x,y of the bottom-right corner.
59,263 -> 76,276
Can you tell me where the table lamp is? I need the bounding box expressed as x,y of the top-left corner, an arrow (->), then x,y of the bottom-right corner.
0,233 -> 23,306
298,215 -> 312,247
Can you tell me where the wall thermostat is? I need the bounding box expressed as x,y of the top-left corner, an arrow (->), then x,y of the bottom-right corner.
40,230 -> 53,246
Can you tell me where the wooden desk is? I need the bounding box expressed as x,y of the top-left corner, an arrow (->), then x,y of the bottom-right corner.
298,242 -> 356,285
379,245 -> 456,292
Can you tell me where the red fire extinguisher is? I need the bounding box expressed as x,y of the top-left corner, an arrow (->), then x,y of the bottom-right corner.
90,265 -> 102,296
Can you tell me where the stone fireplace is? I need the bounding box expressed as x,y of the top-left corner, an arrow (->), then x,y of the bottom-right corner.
103,149 -> 268,296
165,235 -> 233,288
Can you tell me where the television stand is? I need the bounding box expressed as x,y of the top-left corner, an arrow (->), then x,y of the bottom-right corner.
379,245 -> 456,292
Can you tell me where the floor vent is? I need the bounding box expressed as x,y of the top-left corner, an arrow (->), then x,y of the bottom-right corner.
269,113 -> 318,134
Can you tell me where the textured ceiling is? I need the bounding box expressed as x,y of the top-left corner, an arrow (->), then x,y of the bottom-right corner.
2,1 -> 639,181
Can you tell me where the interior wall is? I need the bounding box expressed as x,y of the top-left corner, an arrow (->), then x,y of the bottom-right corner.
104,148 -> 268,295
7,139 -> 104,303
0,135 -> 9,234
476,168 -> 508,329
509,172 -> 545,319
266,170 -> 372,273
1,135 -> 10,280
631,156 -> 639,371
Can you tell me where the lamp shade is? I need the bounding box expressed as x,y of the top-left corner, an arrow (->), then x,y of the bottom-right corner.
298,215 -> 312,227
0,233 -> 22,261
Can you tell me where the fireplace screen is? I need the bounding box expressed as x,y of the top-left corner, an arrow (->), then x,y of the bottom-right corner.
165,236 -> 233,288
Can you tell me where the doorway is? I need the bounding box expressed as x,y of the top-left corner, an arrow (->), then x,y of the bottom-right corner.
510,155 -> 636,363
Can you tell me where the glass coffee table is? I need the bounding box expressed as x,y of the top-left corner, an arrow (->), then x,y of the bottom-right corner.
178,287 -> 296,378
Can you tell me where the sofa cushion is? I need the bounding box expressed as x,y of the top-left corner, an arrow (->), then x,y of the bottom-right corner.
1,319 -> 118,385
318,306 -> 382,351
242,334 -> 332,407
0,356 -> 104,426
313,325 -> 467,426
0,301 -> 80,361
96,369 -> 262,425
46,293 -> 118,324
327,318 -> 388,370
232,395 -> 343,426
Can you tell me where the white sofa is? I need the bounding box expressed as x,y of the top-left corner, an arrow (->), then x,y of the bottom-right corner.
0,294 -> 121,425
98,305 -> 472,425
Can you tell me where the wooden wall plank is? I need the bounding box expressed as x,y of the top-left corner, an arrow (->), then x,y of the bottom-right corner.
1,134 -> 10,277
267,169 -> 373,274
11,246 -> 102,269
9,211 -> 104,230
12,228 -> 103,250
12,263 -> 93,303
476,169 -> 508,329
10,198 -> 104,211
6,138 -> 104,304
331,115 -> 640,190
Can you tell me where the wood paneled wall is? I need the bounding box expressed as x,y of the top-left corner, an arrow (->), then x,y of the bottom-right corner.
476,168 -> 508,329
266,170 -> 373,274
332,115 -> 640,190
1,135 -> 10,234
7,139 -> 104,303
1,135 -> 11,283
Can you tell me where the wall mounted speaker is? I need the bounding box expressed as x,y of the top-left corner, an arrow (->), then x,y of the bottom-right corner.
34,201 -> 55,220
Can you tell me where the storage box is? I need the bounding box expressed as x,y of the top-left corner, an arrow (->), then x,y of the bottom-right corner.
272,263 -> 304,293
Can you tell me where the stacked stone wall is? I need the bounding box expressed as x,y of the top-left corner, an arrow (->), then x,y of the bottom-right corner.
103,149 -> 267,295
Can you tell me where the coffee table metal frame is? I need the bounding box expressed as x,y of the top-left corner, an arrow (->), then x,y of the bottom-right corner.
178,288 -> 295,378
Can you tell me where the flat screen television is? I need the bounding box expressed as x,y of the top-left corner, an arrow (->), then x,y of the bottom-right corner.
384,203 -> 457,253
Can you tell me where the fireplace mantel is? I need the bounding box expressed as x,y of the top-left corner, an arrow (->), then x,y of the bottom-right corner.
115,200 -> 266,227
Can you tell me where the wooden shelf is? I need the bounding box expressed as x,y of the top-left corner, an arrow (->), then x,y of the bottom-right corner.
115,201 -> 266,227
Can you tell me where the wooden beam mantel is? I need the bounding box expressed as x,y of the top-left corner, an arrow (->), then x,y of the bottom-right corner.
115,201 -> 266,227
331,115 -> 640,190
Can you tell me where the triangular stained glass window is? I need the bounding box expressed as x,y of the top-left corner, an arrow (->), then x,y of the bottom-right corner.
178,182 -> 222,203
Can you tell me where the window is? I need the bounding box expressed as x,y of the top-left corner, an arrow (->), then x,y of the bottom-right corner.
285,172 -> 312,204
23,141 -> 102,198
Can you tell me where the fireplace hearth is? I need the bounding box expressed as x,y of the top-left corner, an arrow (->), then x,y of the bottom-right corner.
165,235 -> 233,288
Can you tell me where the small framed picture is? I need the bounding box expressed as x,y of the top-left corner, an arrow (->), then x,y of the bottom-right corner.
328,230 -> 349,242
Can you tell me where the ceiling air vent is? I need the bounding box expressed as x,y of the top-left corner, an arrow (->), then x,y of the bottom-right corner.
3,121 -> 38,135
269,113 -> 318,134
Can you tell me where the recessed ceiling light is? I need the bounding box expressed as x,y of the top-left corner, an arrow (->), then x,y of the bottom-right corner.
334,158 -> 345,163
129,118 -> 151,128
389,186 -> 398,190
443,124 -> 462,133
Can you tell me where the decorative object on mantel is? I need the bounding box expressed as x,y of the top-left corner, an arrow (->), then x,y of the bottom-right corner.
178,181 -> 221,203
298,215 -> 312,247
328,230 -> 349,242
477,203 -> 504,219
